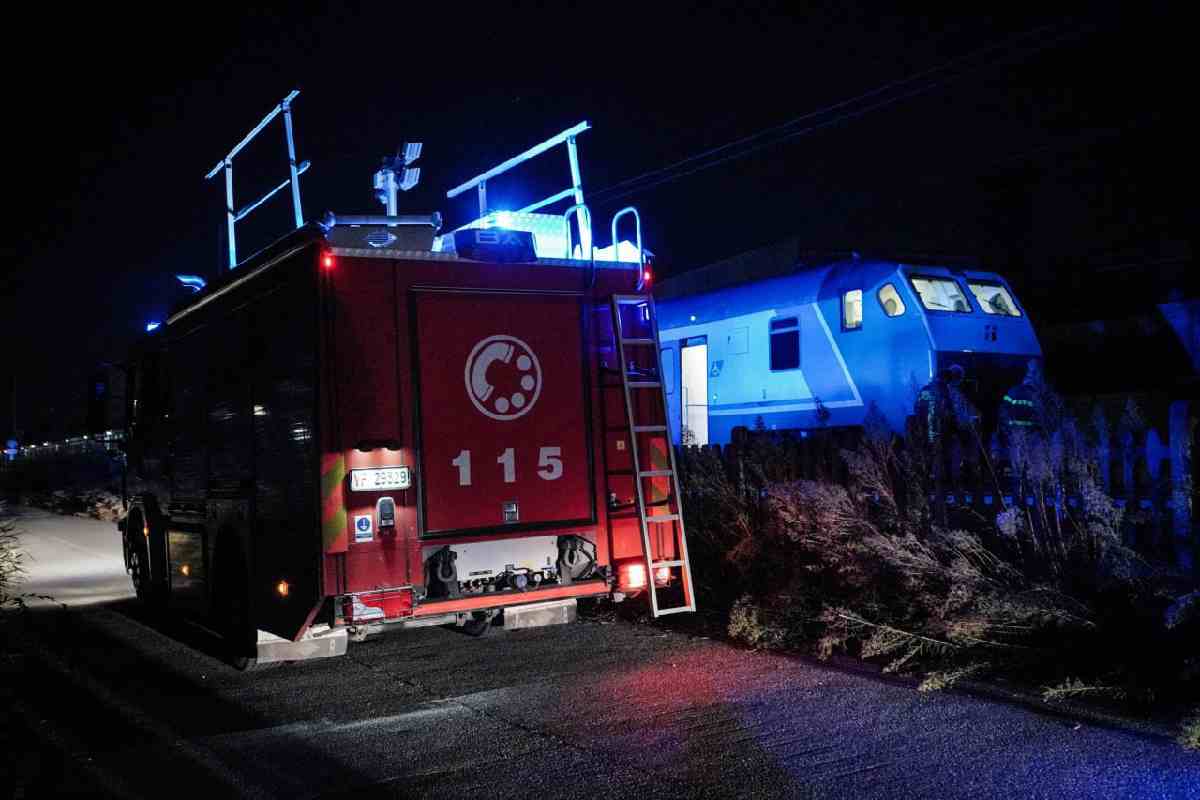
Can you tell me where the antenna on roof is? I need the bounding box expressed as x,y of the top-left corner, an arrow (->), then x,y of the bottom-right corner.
374,142 -> 423,215
204,90 -> 310,270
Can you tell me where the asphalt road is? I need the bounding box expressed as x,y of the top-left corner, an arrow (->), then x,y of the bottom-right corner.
3,507 -> 1199,799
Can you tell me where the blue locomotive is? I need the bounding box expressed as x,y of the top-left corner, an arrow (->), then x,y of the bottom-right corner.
654,253 -> 1042,445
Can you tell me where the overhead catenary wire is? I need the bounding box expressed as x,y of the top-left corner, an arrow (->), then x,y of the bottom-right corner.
587,19 -> 1097,207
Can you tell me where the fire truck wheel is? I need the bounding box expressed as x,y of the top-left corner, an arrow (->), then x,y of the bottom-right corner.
128,539 -> 152,602
127,514 -> 165,608
461,613 -> 491,637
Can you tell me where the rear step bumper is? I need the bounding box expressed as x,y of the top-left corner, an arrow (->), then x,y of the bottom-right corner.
410,578 -> 608,617
502,598 -> 578,629
256,624 -> 348,664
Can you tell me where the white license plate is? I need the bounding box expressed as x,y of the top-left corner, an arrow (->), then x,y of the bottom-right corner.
350,466 -> 411,492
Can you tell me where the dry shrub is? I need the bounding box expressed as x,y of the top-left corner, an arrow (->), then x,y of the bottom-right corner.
765,481 -> 868,557
676,445 -> 759,607
918,662 -> 992,692
1181,712 -> 1200,751
0,502 -> 23,610
678,386 -> 1198,740
1042,678 -> 1130,704
727,593 -> 814,650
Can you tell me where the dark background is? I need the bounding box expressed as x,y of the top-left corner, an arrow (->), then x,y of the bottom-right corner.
1,2 -> 1192,442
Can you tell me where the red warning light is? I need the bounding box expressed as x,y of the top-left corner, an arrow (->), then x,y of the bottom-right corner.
322,254 -> 335,270
619,561 -> 647,591
643,269 -> 653,284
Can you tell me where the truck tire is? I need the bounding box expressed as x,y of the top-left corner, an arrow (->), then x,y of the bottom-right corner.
127,511 -> 165,608
128,538 -> 153,602
461,612 -> 491,637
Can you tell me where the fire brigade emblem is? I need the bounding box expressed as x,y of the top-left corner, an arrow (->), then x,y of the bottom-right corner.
464,335 -> 543,421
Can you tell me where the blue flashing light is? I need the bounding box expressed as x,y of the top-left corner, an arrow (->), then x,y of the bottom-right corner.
175,274 -> 207,293
494,211 -> 514,228
145,321 -> 162,333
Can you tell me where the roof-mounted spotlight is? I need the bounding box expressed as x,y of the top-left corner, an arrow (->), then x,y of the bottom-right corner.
399,166 -> 421,192
374,142 -> 424,215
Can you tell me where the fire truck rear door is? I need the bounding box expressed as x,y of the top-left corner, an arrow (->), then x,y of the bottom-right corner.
414,291 -> 594,535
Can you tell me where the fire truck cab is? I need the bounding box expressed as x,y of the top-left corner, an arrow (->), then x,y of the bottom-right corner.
119,107 -> 694,667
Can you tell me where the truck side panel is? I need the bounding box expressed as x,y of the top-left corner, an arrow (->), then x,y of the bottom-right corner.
165,325 -> 213,614
250,264 -> 324,640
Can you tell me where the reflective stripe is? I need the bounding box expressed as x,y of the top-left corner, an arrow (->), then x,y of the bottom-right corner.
321,453 -> 348,553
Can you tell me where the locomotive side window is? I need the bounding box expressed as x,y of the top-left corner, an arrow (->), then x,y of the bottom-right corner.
769,316 -> 799,371
877,283 -> 906,317
967,281 -> 1022,317
909,276 -> 971,313
842,290 -> 863,331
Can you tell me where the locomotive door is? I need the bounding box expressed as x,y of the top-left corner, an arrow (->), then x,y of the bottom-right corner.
680,337 -> 708,446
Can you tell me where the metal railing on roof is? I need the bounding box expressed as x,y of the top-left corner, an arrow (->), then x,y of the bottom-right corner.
446,121 -> 593,255
205,90 -> 308,270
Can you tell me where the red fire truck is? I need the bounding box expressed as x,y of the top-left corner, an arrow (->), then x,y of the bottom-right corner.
119,96 -> 694,667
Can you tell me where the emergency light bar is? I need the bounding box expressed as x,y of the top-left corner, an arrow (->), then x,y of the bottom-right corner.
452,228 -> 536,263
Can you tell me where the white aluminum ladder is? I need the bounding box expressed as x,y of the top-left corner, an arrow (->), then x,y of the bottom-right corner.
608,294 -> 696,616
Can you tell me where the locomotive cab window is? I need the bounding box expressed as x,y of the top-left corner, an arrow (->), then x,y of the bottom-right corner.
877,283 -> 906,317
842,290 -> 863,331
769,316 -> 799,371
967,281 -> 1022,317
909,276 -> 972,313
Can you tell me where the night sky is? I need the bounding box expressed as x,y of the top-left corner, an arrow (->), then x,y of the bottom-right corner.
2,3 -> 1191,440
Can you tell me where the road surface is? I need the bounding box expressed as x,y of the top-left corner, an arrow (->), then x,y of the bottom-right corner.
3,506 -> 1198,799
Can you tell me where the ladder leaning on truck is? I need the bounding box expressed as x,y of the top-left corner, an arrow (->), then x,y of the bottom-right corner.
118,93 -> 695,668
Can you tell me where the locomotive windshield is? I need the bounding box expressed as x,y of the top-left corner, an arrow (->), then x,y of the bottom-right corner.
967,281 -> 1022,316
909,276 -> 971,313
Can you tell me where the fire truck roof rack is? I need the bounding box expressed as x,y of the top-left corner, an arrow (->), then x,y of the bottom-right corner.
205,90 -> 308,271
447,121 -> 590,216
445,121 -> 596,258
439,122 -> 646,287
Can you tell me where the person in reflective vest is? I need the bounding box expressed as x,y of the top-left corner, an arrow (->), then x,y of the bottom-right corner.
1000,359 -> 1044,436
997,359 -> 1047,491
916,364 -> 978,443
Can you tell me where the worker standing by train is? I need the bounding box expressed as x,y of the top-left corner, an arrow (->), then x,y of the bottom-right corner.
915,364 -> 980,519
999,359 -> 1045,437
996,359 -> 1048,493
